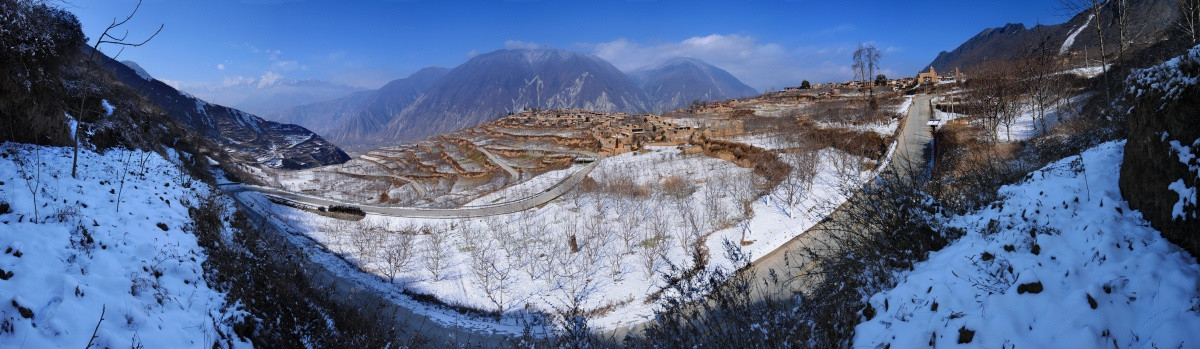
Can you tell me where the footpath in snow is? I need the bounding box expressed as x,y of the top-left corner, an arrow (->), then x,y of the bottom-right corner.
855,141 -> 1200,348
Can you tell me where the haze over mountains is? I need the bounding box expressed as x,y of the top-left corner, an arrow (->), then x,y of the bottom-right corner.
271,48 -> 758,150
103,51 -> 350,169
184,78 -> 366,117
271,67 -> 450,147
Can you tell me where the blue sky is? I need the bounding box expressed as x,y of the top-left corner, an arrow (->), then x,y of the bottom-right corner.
72,0 -> 1070,92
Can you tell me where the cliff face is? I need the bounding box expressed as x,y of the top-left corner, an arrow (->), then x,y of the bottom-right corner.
1121,46 -> 1200,258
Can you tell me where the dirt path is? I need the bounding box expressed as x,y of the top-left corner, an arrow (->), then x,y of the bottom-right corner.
476,145 -> 521,181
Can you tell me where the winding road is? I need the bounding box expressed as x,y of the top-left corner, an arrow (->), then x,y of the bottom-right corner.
745,94 -> 934,300
223,150 -> 602,219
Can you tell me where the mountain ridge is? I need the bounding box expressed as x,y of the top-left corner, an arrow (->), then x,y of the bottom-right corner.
629,57 -> 759,111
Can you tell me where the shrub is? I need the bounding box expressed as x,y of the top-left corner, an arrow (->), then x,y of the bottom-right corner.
189,200 -> 434,347
0,1 -> 85,145
327,205 -> 366,216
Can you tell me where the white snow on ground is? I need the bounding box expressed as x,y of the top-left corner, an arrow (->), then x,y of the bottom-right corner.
813,120 -> 899,136
1060,13 -> 1095,54
855,141 -> 1200,348
727,134 -> 791,150
250,145 -> 875,333
896,95 -> 914,115
933,108 -> 967,122
0,143 -> 247,348
1064,65 -> 1109,78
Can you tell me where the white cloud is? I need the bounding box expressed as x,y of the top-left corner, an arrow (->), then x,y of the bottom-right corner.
580,34 -> 871,90
216,64 -> 225,70
221,75 -> 256,88
466,50 -> 479,57
257,71 -> 284,88
504,40 -> 545,50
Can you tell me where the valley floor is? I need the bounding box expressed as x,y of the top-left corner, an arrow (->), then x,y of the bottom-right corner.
237,142 -> 879,334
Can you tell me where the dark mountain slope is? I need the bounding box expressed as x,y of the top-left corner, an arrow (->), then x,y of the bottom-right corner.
95,48 -> 350,169
926,0 -> 1178,73
375,49 -> 649,147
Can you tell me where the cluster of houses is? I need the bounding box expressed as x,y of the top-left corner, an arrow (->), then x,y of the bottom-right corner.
770,67 -> 964,97
502,109 -> 705,156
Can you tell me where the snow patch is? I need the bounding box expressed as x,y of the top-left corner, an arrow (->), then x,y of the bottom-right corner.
1166,138 -> 1200,220
1059,13 -> 1095,54
101,99 -> 115,116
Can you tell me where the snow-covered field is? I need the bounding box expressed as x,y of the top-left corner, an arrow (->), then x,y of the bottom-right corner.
812,120 -> 899,136
248,144 -> 875,333
0,143 -> 246,348
855,141 -> 1200,348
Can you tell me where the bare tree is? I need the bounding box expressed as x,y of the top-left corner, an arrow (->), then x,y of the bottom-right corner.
969,62 -> 1022,143
351,223 -> 386,273
380,229 -> 415,283
616,199 -> 645,253
421,227 -> 449,282
73,0 -> 163,178
1180,0 -> 1200,44
701,183 -> 725,229
521,212 -> 552,279
1026,41 -> 1066,134
13,146 -> 42,222
852,43 -> 883,105
466,225 -> 510,312
115,150 -> 134,213
778,150 -> 819,206
580,213 -> 607,273
829,150 -> 866,194
551,241 -> 599,317
640,207 -> 671,278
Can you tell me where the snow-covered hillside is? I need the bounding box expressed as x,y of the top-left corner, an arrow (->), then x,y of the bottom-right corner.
855,141 -> 1200,347
0,143 -> 246,348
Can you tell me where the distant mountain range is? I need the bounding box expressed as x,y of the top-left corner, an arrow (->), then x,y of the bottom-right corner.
630,57 -> 758,112
926,0 -> 1177,73
273,48 -> 757,150
101,53 -> 350,169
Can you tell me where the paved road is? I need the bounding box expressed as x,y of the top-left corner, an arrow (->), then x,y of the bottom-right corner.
745,95 -> 934,300
225,150 -> 602,219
